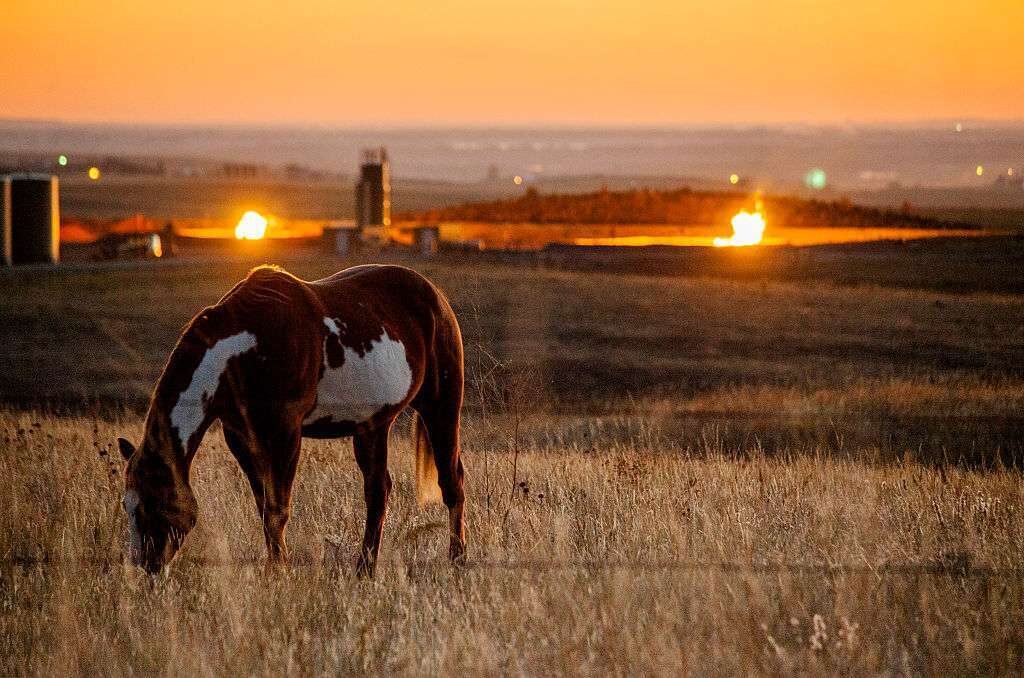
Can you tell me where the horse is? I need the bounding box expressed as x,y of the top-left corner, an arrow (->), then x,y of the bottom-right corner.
116,264 -> 465,576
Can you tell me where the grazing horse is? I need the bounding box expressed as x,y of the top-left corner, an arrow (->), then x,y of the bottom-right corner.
116,264 -> 465,576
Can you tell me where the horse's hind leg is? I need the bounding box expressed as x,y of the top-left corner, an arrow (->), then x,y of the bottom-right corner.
354,423 -> 393,578
417,403 -> 466,563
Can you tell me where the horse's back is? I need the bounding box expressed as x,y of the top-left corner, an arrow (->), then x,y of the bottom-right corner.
312,264 -> 439,304
216,264 -> 457,358
312,265 -> 457,332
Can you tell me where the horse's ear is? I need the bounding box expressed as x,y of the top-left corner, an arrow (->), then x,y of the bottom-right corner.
117,437 -> 136,461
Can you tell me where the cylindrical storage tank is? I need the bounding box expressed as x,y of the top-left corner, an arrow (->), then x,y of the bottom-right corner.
334,228 -> 355,256
1,176 -> 11,266
10,173 -> 60,265
322,225 -> 355,256
416,226 -> 439,256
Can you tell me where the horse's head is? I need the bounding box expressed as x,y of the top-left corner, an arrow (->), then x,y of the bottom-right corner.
117,437 -> 198,574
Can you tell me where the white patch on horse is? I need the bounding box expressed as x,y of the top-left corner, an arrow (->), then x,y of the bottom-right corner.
170,331 -> 258,449
304,318 -> 413,426
124,488 -> 142,561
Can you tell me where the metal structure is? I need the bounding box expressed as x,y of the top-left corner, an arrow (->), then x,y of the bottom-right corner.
1,176 -> 10,266
8,173 -> 60,265
95,232 -> 163,260
322,224 -> 356,256
415,226 -> 439,256
355,147 -> 391,243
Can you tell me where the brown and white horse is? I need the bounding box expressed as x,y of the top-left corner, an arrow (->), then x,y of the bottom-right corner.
116,264 -> 465,576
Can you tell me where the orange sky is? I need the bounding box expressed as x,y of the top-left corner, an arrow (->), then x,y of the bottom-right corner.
2,0 -> 1021,126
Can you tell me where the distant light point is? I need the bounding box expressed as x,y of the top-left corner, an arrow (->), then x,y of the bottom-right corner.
975,165 -> 984,177
729,173 -> 739,185
804,168 -> 827,190
57,154 -> 68,166
87,166 -> 101,180
954,122 -> 963,133
513,175 -> 523,185
1008,168 -> 1014,177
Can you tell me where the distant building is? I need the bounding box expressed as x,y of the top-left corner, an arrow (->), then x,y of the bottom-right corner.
100,156 -> 166,177
284,163 -> 323,180
221,162 -> 260,179
993,168 -> 1023,190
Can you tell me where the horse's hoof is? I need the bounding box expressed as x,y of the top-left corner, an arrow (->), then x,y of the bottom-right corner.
449,540 -> 467,566
355,558 -> 375,579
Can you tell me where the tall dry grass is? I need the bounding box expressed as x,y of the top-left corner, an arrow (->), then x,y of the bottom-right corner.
1,409 -> 1021,676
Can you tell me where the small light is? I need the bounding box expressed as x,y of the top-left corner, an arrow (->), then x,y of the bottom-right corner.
976,165 -> 984,177
513,175 -> 523,185
955,123 -> 963,133
804,168 -> 827,190
1008,168 -> 1014,177
57,154 -> 68,166
88,167 -> 101,180
729,173 -> 739,185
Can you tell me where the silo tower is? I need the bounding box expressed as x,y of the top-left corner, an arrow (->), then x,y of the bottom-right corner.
355,147 -> 391,243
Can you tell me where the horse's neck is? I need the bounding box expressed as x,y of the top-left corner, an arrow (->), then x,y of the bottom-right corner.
153,327 -> 257,468
146,355 -> 217,477
135,405 -> 198,521
140,401 -> 202,480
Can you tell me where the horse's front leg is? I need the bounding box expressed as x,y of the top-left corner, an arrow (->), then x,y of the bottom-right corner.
224,424 -> 301,566
354,424 -> 392,578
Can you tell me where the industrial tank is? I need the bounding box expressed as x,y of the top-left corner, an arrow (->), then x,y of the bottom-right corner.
355,148 -> 391,230
9,173 -> 60,265
0,176 -> 10,266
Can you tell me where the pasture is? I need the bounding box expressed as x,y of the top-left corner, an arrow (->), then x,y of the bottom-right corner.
2,253 -> 1023,674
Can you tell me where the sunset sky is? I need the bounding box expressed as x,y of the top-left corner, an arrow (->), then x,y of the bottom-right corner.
2,0 -> 1021,127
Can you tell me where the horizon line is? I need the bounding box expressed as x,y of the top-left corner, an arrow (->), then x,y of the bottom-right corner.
4,116 -> 1024,132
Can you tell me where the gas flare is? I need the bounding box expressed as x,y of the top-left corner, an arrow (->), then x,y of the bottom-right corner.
235,211 -> 268,240
714,210 -> 766,247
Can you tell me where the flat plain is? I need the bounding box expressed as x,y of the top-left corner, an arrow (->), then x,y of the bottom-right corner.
1,249 -> 1023,675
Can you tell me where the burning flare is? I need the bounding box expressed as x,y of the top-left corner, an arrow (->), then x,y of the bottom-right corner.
714,210 -> 766,247
235,211 -> 268,240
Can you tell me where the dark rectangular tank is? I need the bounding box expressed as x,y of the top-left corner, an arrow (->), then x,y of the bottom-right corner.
9,173 -> 60,265
1,176 -> 10,266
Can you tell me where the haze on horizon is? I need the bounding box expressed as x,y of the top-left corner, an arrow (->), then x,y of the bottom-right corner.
2,0 -> 1022,127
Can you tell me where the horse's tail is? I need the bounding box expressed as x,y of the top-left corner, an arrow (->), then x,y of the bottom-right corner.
413,413 -> 442,505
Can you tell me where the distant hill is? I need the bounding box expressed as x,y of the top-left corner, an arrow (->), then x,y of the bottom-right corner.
405,187 -> 976,230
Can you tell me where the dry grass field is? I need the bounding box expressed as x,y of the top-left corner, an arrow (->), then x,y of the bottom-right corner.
2,253 -> 1023,675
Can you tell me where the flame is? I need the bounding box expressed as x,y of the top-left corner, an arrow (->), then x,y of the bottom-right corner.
235,210 -> 268,240
714,210 -> 765,247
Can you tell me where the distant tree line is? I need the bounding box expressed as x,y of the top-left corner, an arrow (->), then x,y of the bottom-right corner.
406,187 -> 972,230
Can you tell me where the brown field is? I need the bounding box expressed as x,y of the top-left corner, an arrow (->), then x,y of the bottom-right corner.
2,252 -> 1023,675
